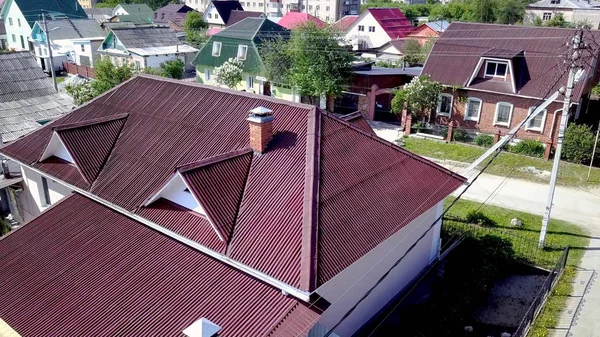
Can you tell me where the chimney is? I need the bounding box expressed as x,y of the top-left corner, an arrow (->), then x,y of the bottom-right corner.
247,106 -> 274,153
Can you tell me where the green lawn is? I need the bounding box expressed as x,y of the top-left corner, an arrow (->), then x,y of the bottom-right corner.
444,198 -> 589,337
444,198 -> 589,268
56,77 -> 66,84
404,137 -> 600,187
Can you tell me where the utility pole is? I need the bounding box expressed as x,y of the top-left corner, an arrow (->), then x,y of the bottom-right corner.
539,30 -> 584,248
42,12 -> 58,93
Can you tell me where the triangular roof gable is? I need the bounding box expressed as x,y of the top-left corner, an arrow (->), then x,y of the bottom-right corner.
4,0 -> 87,27
145,148 -> 253,243
98,30 -> 128,53
212,0 -> 244,24
39,114 -> 128,184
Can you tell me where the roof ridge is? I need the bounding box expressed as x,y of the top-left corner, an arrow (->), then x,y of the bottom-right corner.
53,113 -> 128,132
322,113 -> 466,182
177,147 -> 253,173
299,107 -> 320,292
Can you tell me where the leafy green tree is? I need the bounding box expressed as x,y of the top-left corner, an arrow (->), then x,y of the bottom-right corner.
1,217 -> 11,236
160,59 -> 185,79
260,36 -> 293,85
465,0 -> 497,23
402,39 -> 426,66
213,57 -> 244,89
285,22 -> 354,105
391,75 -> 443,121
65,57 -> 133,105
532,15 -> 543,26
494,0 -> 524,24
544,13 -> 570,27
184,11 -> 209,49
563,124 -> 596,164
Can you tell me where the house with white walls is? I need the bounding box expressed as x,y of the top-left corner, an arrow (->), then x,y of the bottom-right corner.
203,0 -> 263,28
343,7 -> 414,51
0,75 -> 464,336
98,27 -> 197,71
31,19 -> 106,71
0,0 -> 88,51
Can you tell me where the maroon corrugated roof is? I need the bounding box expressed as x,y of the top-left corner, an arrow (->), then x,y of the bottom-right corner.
317,115 -> 464,285
368,8 -> 414,39
333,15 -> 358,31
340,111 -> 375,134
423,22 -> 600,100
0,194 -> 320,336
0,75 -> 464,293
227,10 -> 264,26
278,12 -> 326,30
180,148 -> 253,243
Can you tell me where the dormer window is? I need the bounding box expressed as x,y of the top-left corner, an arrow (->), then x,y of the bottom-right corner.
237,45 -> 248,60
485,61 -> 508,78
212,42 -> 221,57
550,0 -> 560,4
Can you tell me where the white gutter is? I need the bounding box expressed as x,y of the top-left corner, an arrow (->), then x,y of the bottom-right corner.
4,154 -> 311,302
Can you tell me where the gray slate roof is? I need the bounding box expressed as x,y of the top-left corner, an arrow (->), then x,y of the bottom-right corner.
112,27 -> 180,48
425,20 -> 449,33
527,0 -> 600,9
0,52 -> 74,143
35,19 -> 106,40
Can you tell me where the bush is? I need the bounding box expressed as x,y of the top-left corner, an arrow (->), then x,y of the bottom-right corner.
452,128 -> 470,142
510,139 -> 545,158
466,210 -> 495,227
0,218 -> 9,236
474,134 -> 494,147
562,124 -> 595,164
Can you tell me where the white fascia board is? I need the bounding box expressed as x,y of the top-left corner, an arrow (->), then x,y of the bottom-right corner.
143,172 -> 179,206
465,57 -> 484,87
3,154 -> 312,302
39,131 -> 75,163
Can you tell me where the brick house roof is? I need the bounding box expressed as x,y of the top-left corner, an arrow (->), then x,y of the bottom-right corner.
365,8 -> 414,39
0,193 -> 320,336
277,12 -> 326,30
153,4 -> 195,25
423,22 -> 600,100
0,76 -> 464,295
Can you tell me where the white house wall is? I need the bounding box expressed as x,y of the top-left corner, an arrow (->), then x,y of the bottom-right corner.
19,165 -> 73,220
113,5 -> 129,16
344,12 -> 388,50
203,4 -> 226,27
142,53 -> 186,69
3,0 -> 32,51
315,201 -> 444,336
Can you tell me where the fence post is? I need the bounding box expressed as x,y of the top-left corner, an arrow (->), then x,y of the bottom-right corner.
494,129 -> 501,143
446,122 -> 454,143
405,115 -> 412,136
544,139 -> 553,161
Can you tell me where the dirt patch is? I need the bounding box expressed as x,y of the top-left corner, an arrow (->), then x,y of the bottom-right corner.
474,274 -> 547,327
518,166 -> 551,180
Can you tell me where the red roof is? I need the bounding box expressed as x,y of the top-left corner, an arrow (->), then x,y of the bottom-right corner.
0,194 -> 320,336
340,111 -> 375,134
277,12 -> 326,30
367,8 -> 414,39
423,22 -> 600,100
0,76 -> 464,294
333,15 -> 358,31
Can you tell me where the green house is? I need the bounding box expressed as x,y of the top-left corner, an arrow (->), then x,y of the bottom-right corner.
193,17 -> 296,100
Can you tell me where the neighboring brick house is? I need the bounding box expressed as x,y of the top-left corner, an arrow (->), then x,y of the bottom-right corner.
406,20 -> 448,46
423,22 -> 600,144
525,0 -> 600,28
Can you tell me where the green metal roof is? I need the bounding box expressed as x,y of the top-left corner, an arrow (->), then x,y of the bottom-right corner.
113,4 -> 154,24
1,0 -> 88,27
193,17 -> 289,74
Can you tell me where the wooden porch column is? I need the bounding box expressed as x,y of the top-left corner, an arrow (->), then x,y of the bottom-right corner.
367,84 -> 378,121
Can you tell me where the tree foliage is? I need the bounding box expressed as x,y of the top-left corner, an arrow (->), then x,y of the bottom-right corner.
95,0 -> 170,10
260,22 -> 354,104
160,59 -> 185,79
562,123 -> 597,164
213,57 -> 244,89
65,57 -> 133,105
184,11 -> 209,48
391,75 -> 443,120
401,38 -> 433,66
543,13 -> 570,27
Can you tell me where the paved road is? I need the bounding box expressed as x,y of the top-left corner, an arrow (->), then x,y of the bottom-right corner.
370,122 -> 600,336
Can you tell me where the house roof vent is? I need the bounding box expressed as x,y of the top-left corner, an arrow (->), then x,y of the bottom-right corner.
183,318 -> 221,337
249,106 -> 273,117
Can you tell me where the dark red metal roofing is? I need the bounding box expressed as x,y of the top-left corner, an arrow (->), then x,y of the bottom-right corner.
0,194 -> 320,336
368,8 -> 414,39
34,157 -> 89,189
0,75 -> 464,294
340,111 -> 375,134
278,12 -> 326,30
227,10 -> 264,26
333,15 -> 358,31
423,22 -> 600,100
57,114 -> 127,184
180,148 -> 253,243
316,115 -> 465,285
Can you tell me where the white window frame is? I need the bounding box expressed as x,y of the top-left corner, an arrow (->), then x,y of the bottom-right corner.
246,75 -> 254,90
494,102 -> 514,127
437,93 -> 453,117
204,68 -> 211,81
484,60 -> 508,79
464,97 -> 482,122
237,44 -> 248,60
358,25 -> 364,32
525,106 -> 547,132
212,41 -> 222,57
8,18 -> 12,26
215,13 -> 219,19
368,26 -> 375,32
17,18 -> 21,27
542,12 -> 552,20
208,13 -> 212,18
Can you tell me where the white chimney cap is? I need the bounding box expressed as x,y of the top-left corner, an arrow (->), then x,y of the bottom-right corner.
249,106 -> 273,116
183,318 -> 221,337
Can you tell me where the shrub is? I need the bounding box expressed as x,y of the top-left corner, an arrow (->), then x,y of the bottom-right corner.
510,139 -> 545,158
562,124 -> 595,164
474,134 -> 494,147
466,210 -> 495,227
452,128 -> 470,142
0,218 -> 9,236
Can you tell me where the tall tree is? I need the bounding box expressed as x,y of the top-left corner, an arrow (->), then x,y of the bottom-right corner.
285,22 -> 354,105
494,0 -> 524,24
402,39 -> 427,66
259,36 -> 293,85
160,59 -> 185,79
391,75 -> 443,121
184,11 -> 209,49
66,57 -> 133,105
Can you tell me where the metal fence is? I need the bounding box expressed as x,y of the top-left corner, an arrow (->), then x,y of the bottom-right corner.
63,62 -> 96,79
513,245 -> 570,337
